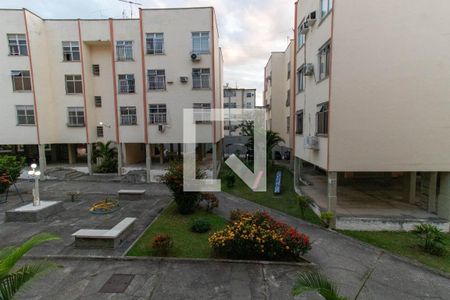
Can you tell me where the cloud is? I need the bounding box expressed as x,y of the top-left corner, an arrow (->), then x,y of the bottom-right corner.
2,0 -> 295,104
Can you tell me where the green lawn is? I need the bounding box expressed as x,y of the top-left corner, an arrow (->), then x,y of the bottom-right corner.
127,202 -> 228,258
341,230 -> 450,273
219,164 -> 321,225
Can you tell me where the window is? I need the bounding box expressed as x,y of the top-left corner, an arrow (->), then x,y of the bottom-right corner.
287,62 -> 291,79
318,42 -> 331,80
8,34 -> 27,56
16,105 -> 34,125
224,90 -> 236,97
316,103 -> 328,135
224,102 -> 237,109
286,116 -> 290,133
120,106 -> 137,125
94,96 -> 102,107
92,64 -> 100,76
11,71 -> 31,91
286,89 -> 291,107
192,68 -> 210,89
146,33 -> 164,54
116,40 -> 133,60
298,29 -> 305,48
96,126 -> 104,137
296,110 -> 303,134
321,0 -> 333,17
65,75 -> 83,94
118,74 -> 135,93
192,32 -> 210,53
62,41 -> 80,61
193,103 -> 211,124
67,107 -> 85,127
246,102 -> 252,108
246,92 -> 253,98
297,67 -> 305,92
148,69 -> 166,90
149,104 -> 167,124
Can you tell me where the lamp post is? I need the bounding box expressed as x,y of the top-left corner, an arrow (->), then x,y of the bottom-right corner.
27,163 -> 41,206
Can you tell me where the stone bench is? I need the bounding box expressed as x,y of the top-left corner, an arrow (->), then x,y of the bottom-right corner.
72,217 -> 136,249
118,189 -> 146,201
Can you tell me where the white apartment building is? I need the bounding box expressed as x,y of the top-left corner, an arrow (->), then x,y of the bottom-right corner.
291,0 -> 450,228
223,86 -> 256,136
0,7 -> 224,180
263,40 -> 295,160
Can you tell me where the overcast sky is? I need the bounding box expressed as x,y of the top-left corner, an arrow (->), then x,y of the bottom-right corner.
1,0 -> 295,104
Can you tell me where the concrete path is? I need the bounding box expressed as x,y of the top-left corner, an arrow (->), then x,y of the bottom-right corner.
215,192 -> 450,300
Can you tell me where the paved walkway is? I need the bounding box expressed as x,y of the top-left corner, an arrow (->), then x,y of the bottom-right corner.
215,192 -> 450,300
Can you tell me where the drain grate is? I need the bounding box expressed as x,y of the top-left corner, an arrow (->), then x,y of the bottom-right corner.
99,274 -> 135,293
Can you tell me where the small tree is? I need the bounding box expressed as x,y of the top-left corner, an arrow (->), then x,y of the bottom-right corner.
161,161 -> 205,214
0,155 -> 25,194
292,272 -> 347,300
93,141 -> 118,173
413,224 -> 446,256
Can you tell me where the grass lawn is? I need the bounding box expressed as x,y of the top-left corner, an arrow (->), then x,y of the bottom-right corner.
127,202 -> 228,258
219,164 -> 321,225
341,230 -> 450,274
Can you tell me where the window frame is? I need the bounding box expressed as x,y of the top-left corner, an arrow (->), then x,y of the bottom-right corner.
146,33 -> 164,55
116,40 -> 134,61
67,107 -> 85,127
318,42 -> 331,81
120,106 -> 137,126
7,34 -> 28,56
149,104 -> 167,125
297,66 -> 305,93
192,68 -> 211,89
193,103 -> 211,124
96,126 -> 104,137
94,96 -> 102,108
316,102 -> 329,135
92,64 -> 100,76
321,0 -> 333,18
296,110 -> 304,135
65,74 -> 83,94
118,74 -> 135,94
16,105 -> 35,125
147,69 -> 166,90
62,41 -> 80,62
11,70 -> 31,92
192,31 -> 210,54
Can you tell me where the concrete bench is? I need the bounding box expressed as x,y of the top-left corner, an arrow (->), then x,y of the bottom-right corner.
72,217 -> 136,249
118,189 -> 146,201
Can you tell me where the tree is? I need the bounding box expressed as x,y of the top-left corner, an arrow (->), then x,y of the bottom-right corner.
292,272 -> 347,300
0,233 -> 60,300
0,156 -> 25,194
93,141 -> 118,173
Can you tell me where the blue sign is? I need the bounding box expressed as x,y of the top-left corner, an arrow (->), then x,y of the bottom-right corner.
274,171 -> 282,194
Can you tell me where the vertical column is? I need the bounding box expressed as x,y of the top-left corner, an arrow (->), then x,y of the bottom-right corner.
68,144 -> 76,165
38,144 -> 46,180
87,143 -> 93,176
437,173 -> 450,220
294,157 -> 302,189
212,143 -> 218,178
327,171 -> 338,228
117,143 -> 123,176
428,172 -> 438,213
145,144 -> 151,183
403,172 -> 417,204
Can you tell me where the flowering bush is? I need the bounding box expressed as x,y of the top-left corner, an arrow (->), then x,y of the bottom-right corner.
0,155 -> 25,194
201,192 -> 219,212
151,234 -> 173,256
161,161 -> 206,214
209,211 -> 311,261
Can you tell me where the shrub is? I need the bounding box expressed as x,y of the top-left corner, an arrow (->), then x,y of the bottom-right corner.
191,218 -> 212,233
209,211 -> 311,261
224,171 -> 236,188
413,224 -> 446,256
0,155 -> 25,194
201,192 -> 219,212
320,211 -> 334,228
161,161 -> 206,214
93,141 -> 118,173
151,234 -> 173,256
297,196 -> 312,218
229,209 -> 245,222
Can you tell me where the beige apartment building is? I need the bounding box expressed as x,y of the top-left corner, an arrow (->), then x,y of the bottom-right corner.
285,0 -> 450,230
223,86 -> 256,136
0,7 -> 224,181
263,41 -> 295,160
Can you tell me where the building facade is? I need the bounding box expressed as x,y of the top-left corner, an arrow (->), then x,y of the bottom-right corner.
291,0 -> 450,226
0,7 -> 223,180
223,86 -> 256,136
264,40 -> 295,160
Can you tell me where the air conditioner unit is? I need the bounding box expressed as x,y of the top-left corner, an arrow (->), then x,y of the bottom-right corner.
180,76 -> 189,83
190,53 -> 201,61
305,11 -> 317,26
158,124 -> 165,133
304,63 -> 314,76
300,22 -> 309,34
304,136 -> 319,150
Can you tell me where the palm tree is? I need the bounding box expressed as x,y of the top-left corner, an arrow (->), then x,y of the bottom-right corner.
266,130 -> 284,162
93,141 -> 118,173
292,272 -> 347,300
0,233 -> 60,300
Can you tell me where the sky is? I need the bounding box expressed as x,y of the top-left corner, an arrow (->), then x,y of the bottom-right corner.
1,0 -> 295,105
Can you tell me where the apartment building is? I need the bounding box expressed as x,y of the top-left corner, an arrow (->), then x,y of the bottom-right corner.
263,40 -> 295,160
223,86 -> 256,136
290,0 -> 450,228
0,7 -> 223,180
